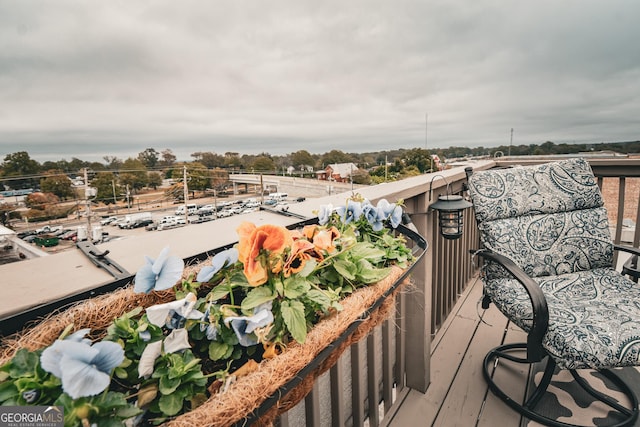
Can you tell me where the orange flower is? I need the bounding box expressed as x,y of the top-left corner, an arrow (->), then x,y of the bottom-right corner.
262,342 -> 282,359
236,222 -> 257,264
301,224 -> 318,240
313,226 -> 340,253
237,222 -> 293,286
283,239 -> 316,277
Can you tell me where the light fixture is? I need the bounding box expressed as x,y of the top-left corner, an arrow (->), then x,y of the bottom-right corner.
428,175 -> 472,240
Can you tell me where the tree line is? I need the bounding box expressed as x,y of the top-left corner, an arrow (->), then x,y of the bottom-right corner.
1,139 -> 638,216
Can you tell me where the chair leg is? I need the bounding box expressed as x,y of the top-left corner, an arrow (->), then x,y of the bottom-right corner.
483,343 -> 640,427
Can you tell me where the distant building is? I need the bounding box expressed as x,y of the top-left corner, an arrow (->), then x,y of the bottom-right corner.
316,163 -> 358,182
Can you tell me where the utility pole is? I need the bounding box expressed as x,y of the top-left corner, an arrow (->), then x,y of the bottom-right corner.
425,113 -> 432,172
112,180 -> 118,213
385,155 -> 388,182
509,128 -> 513,157
183,165 -> 189,225
260,174 -> 264,204
425,113 -> 428,152
84,168 -> 92,231
126,185 -> 131,213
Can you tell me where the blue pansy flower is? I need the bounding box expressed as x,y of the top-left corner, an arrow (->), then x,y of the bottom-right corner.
317,204 -> 333,225
200,302 -> 219,341
146,293 -> 204,329
376,199 -> 403,228
134,247 -> 184,294
41,338 -> 124,399
336,201 -> 363,225
205,324 -> 219,341
389,204 -> 403,228
362,201 -> 384,231
223,302 -> 274,347
196,248 -> 238,282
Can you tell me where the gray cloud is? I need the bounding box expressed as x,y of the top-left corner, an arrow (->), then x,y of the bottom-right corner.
0,0 -> 639,162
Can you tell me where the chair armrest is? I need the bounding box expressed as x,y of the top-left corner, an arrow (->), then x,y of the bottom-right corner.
614,244 -> 640,257
472,249 -> 549,362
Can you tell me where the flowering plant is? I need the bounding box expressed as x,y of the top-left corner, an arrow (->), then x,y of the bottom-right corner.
0,196 -> 414,426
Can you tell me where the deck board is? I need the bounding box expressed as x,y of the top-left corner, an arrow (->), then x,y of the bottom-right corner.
476,325 -> 528,427
389,277 -> 534,427
431,298 -> 509,426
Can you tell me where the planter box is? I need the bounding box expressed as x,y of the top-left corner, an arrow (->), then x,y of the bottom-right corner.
0,216 -> 426,426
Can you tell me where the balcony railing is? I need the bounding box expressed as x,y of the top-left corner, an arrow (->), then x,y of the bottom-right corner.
1,157 -> 636,426
276,157 -> 640,427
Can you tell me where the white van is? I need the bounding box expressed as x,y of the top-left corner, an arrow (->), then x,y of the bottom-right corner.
268,192 -> 288,201
175,203 -> 197,216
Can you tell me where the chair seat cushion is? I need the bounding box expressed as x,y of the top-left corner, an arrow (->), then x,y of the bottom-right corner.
485,267 -> 640,370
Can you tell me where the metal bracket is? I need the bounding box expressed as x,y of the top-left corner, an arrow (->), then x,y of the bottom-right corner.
76,241 -> 130,280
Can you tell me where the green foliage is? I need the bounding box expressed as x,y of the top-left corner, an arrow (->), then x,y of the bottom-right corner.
0,348 -> 140,427
91,171 -> 120,205
57,391 -> 142,427
0,348 -> 61,406
40,171 -> 75,200
150,350 -> 207,418
0,196 -> 416,425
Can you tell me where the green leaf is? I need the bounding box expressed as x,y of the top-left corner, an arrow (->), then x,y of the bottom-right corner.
305,289 -> 333,311
274,279 -> 284,297
208,341 -> 233,361
333,259 -> 356,280
159,392 -> 184,416
350,242 -> 386,261
283,276 -> 311,299
281,300 -> 307,344
159,374 -> 181,395
9,349 -> 39,378
297,258 -> 317,278
356,259 -> 391,283
241,286 -> 276,310
114,367 -> 128,380
0,381 -> 18,403
209,284 -> 232,301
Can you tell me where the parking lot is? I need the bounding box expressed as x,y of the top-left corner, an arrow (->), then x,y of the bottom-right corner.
13,195 -> 298,254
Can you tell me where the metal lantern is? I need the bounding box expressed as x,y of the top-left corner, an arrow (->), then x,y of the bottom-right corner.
428,175 -> 472,240
429,194 -> 472,240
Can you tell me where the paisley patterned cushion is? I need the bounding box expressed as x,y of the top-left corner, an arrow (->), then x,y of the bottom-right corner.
468,158 -> 640,370
468,157 -> 604,223
485,268 -> 640,370
479,207 -> 614,280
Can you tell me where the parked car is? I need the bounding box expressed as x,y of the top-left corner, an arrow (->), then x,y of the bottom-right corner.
52,228 -> 71,237
175,203 -> 197,216
59,230 -> 78,240
216,210 -> 232,218
35,225 -> 63,235
145,222 -> 158,231
158,220 -> 184,231
198,204 -> 215,214
187,215 -> 203,224
129,218 -> 153,229
100,216 -> 118,226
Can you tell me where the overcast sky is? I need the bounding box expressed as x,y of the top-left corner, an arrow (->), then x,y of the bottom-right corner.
1,1 -> 639,162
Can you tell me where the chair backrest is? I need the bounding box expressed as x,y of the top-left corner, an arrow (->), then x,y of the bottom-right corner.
467,158 -> 614,280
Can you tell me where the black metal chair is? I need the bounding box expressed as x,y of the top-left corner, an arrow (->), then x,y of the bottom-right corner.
465,158 -> 640,426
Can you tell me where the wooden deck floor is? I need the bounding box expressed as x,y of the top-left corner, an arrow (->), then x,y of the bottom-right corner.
388,275 -> 529,427
387,275 -> 640,427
